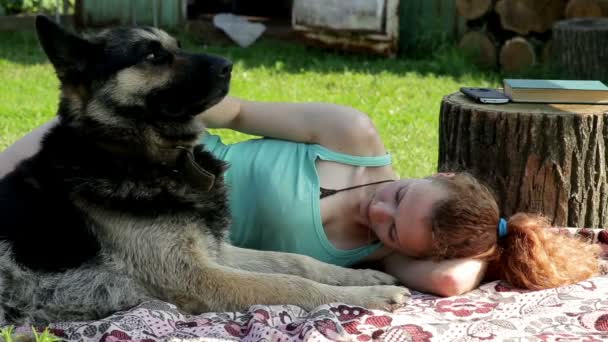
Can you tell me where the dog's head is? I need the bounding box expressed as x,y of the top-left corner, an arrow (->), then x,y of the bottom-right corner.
35,15 -> 231,153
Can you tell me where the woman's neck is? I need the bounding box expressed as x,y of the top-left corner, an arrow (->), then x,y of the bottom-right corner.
317,161 -> 397,248
320,187 -> 378,250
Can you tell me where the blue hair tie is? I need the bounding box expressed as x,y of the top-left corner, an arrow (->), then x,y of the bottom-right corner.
498,218 -> 508,238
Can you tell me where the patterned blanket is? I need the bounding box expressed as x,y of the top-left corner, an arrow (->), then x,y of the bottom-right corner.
14,228 -> 608,342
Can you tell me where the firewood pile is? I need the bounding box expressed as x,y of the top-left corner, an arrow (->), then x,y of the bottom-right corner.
456,0 -> 608,73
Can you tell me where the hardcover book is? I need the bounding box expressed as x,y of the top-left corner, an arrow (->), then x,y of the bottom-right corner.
503,79 -> 608,104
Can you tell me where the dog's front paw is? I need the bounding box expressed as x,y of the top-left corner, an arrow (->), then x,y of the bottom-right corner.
338,268 -> 398,286
342,285 -> 411,310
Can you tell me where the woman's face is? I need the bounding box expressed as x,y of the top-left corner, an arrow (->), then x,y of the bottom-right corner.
361,176 -> 451,258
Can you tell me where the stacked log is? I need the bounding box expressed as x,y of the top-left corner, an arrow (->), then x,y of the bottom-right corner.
456,0 -> 608,72
455,0 -> 493,20
495,0 -> 566,35
458,30 -> 498,68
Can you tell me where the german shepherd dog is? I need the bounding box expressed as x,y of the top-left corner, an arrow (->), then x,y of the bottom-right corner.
0,16 -> 408,325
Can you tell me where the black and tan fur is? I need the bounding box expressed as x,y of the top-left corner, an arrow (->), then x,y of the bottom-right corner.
0,16 -> 408,325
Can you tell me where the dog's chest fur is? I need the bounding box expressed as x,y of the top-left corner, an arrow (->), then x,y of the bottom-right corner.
0,124 -> 230,273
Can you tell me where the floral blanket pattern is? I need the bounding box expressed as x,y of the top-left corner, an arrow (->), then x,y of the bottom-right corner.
13,228 -> 608,342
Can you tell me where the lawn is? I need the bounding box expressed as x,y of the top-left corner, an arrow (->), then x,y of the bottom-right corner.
0,29 -> 508,177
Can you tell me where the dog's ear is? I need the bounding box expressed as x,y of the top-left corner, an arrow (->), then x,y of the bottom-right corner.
35,15 -> 96,79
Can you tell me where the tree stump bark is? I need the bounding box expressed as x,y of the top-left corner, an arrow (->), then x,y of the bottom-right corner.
495,0 -> 567,35
438,92 -> 608,228
553,18 -> 608,82
456,0 -> 494,20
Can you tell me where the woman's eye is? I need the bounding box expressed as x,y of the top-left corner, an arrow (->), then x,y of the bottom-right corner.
389,224 -> 397,242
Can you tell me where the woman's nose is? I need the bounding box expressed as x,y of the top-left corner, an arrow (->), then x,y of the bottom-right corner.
369,201 -> 395,226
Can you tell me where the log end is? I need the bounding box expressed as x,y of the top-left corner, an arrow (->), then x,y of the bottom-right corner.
496,0 -> 567,35
459,31 -> 497,68
565,0 -> 603,18
456,0 -> 493,20
499,37 -> 537,73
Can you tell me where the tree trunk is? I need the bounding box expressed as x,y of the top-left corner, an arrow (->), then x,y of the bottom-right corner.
458,30 -> 498,68
499,36 -> 543,72
553,18 -> 608,81
438,92 -> 608,228
456,0 -> 494,20
495,0 -> 567,35
565,0 -> 608,18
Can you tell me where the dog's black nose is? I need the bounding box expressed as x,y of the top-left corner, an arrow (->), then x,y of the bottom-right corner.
216,60 -> 232,79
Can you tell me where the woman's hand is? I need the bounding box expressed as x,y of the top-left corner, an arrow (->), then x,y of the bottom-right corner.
382,253 -> 488,297
200,96 -> 386,156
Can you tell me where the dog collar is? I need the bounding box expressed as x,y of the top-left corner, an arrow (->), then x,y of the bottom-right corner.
94,142 -> 216,192
173,146 -> 216,192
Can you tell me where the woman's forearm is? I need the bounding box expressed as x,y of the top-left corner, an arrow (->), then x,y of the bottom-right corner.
0,119 -> 57,178
383,254 -> 488,297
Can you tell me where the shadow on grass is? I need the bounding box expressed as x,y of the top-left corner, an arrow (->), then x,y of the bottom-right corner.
0,30 -> 49,64
0,28 -> 569,83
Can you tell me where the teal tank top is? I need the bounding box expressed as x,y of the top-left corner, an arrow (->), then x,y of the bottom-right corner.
201,133 -> 391,267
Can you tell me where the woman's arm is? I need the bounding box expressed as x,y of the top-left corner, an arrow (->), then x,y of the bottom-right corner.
2,96 -> 384,176
382,253 -> 488,297
200,96 -> 386,156
0,119 -> 58,178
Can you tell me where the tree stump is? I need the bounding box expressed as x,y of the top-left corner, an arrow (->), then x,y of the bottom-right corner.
553,18 -> 608,82
438,92 -> 608,228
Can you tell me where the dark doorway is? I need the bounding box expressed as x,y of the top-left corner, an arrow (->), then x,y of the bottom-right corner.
187,0 -> 293,20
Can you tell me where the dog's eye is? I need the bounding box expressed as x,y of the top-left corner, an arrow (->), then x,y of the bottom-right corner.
145,51 -> 171,64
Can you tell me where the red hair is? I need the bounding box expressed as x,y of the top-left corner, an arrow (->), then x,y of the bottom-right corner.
430,173 -> 601,290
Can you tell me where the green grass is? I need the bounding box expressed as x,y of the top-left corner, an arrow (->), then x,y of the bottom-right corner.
0,326 -> 60,342
0,29 -> 560,177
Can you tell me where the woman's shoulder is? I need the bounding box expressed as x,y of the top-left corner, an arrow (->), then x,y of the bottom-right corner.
326,116 -> 387,156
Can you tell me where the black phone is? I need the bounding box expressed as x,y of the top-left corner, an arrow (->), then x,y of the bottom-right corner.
460,87 -> 510,104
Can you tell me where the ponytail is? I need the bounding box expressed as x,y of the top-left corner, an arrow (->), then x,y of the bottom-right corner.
494,213 -> 601,290
430,172 -> 602,290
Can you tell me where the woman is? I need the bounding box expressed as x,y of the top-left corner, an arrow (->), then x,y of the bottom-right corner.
1,96 -> 601,296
